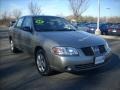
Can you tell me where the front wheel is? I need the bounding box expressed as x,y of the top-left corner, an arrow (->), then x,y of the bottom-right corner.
10,40 -> 17,53
35,49 -> 51,76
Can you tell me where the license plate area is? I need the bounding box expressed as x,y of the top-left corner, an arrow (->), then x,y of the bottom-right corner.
95,56 -> 105,64
112,30 -> 116,32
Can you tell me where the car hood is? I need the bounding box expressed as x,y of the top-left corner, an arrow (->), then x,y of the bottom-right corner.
36,31 -> 106,48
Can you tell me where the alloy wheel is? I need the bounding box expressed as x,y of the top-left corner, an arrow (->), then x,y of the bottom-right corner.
36,53 -> 46,72
10,40 -> 14,51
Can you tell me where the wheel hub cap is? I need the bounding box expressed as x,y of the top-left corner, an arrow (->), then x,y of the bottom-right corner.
37,54 -> 46,72
10,40 -> 14,51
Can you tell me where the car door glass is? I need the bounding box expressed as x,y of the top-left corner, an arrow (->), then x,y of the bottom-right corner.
22,17 -> 31,30
15,18 -> 24,28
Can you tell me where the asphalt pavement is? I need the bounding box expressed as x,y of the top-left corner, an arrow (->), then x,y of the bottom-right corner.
0,27 -> 120,90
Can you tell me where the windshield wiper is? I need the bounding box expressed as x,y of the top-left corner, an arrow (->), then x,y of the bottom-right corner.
36,29 -> 76,32
56,29 -> 76,31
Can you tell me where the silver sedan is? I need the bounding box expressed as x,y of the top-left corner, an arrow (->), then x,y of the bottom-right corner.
9,16 -> 112,76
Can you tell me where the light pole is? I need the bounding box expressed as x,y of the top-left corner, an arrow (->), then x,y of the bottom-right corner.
106,8 -> 110,22
95,0 -> 101,35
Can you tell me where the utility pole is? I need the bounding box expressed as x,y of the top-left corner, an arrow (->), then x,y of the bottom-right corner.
95,0 -> 101,35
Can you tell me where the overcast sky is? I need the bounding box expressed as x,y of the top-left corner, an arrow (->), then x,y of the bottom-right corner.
0,0 -> 120,17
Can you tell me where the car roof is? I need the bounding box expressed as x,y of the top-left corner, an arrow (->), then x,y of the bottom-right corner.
20,15 -> 62,19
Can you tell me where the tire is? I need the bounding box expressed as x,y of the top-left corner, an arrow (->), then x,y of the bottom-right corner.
35,49 -> 51,76
101,32 -> 104,35
105,32 -> 108,35
10,40 -> 19,53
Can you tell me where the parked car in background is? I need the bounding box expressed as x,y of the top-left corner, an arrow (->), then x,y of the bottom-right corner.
9,15 -> 112,76
86,22 -> 113,35
87,23 -> 97,34
77,23 -> 89,32
99,23 -> 112,35
71,19 -> 77,28
108,24 -> 120,36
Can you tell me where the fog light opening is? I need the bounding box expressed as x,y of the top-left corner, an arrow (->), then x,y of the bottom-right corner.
66,66 -> 72,71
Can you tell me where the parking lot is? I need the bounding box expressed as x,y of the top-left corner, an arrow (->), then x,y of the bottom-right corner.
0,27 -> 120,90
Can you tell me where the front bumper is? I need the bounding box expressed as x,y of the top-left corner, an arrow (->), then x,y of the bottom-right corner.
51,48 -> 112,72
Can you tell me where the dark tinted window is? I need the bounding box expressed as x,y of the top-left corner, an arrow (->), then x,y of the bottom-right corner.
33,16 -> 76,31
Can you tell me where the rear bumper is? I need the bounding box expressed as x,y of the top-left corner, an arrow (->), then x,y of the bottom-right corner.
51,48 -> 112,72
108,32 -> 120,36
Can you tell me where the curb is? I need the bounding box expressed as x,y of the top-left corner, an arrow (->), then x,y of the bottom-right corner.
0,30 -> 8,32
100,35 -> 120,40
0,26 -> 9,32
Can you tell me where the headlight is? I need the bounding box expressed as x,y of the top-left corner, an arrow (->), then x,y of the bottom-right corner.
90,28 -> 94,31
52,47 -> 79,56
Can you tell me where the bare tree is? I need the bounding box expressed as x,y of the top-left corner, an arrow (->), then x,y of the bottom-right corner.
0,11 -> 13,25
1,11 -> 8,21
28,1 -> 41,15
68,0 -> 89,21
1,11 -> 8,24
13,9 -> 22,19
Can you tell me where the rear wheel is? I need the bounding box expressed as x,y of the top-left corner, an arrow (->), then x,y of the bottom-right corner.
35,49 -> 51,76
105,31 -> 108,35
101,32 -> 104,35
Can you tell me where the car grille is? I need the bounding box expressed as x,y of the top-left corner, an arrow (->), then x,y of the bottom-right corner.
81,47 -> 94,56
81,45 -> 106,56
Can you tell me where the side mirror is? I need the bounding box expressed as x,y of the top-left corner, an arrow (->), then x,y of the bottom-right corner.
9,21 -> 15,27
22,26 -> 32,33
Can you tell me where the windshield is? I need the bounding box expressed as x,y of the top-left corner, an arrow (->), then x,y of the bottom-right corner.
33,16 -> 76,31
110,24 -> 120,29
87,23 -> 97,28
78,24 -> 86,27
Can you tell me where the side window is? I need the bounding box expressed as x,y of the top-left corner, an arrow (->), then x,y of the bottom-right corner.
15,18 -> 24,28
22,17 -> 32,28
